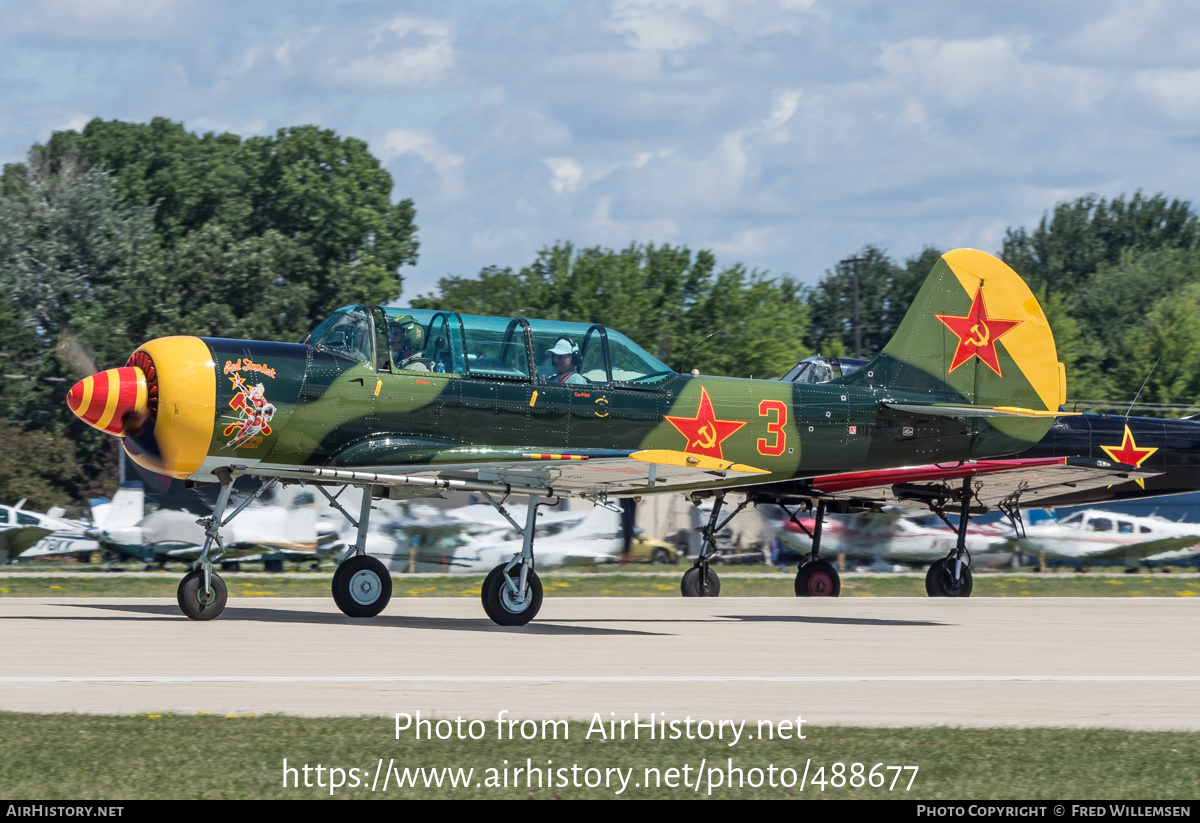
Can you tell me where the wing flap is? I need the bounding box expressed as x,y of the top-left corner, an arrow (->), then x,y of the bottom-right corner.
234,449 -> 769,497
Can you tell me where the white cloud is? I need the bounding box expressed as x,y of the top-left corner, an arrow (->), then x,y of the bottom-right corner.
5,0 -> 1200,300
55,113 -> 93,133
3,0 -> 200,41
543,157 -> 583,194
1133,69 -> 1200,122
380,127 -> 466,199
317,17 -> 456,90
607,0 -> 820,52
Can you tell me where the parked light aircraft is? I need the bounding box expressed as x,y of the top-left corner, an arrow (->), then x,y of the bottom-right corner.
2,500 -> 94,563
1017,509 -> 1200,569
68,248 -> 1127,624
774,508 -> 1016,569
86,485 -> 340,570
370,502 -> 623,572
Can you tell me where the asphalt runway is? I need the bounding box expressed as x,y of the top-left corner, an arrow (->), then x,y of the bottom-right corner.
2,596 -> 1197,730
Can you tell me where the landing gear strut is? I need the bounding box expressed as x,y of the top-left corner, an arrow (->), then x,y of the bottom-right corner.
925,477 -> 975,597
780,500 -> 841,597
177,467 -> 234,620
328,485 -> 392,617
681,492 -> 750,597
479,493 -> 544,625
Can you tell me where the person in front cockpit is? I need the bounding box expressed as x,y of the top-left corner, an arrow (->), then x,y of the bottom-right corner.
389,316 -> 431,372
546,338 -> 586,385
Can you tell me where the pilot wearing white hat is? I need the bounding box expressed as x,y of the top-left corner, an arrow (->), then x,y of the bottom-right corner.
546,338 -> 586,385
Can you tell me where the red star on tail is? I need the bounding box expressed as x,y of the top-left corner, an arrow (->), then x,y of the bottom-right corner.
935,285 -> 1021,377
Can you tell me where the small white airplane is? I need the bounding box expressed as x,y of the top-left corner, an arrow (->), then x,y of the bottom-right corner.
69,483 -> 341,570
4,499 -> 98,563
1017,509 -> 1200,568
774,508 -> 1017,569
365,501 -> 624,572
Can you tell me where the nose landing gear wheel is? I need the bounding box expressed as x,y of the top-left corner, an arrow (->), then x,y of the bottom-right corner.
795,559 -> 840,596
925,557 -> 973,597
680,566 -> 721,597
177,569 -> 228,620
332,555 -> 393,617
481,563 -> 543,626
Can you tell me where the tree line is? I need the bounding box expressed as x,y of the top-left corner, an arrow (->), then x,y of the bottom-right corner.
1,118 -> 417,508
2,118 -> 1197,509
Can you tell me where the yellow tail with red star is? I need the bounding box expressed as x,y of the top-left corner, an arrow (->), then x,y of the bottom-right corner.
840,248 -> 1065,414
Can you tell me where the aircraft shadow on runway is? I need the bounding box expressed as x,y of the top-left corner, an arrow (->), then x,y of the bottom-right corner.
31,603 -> 667,636
719,614 -> 945,627
11,604 -> 945,633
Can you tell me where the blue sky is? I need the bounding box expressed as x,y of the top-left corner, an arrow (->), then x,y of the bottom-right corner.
3,0 -> 1199,299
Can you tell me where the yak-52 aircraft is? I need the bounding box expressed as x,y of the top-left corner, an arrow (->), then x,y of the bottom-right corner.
66,248 -> 1141,624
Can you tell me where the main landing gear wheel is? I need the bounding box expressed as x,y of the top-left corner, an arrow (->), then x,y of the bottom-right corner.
332,555 -> 393,617
481,563 -> 543,626
680,566 -> 721,597
925,557 -> 973,597
177,569 -> 228,621
795,559 -> 840,597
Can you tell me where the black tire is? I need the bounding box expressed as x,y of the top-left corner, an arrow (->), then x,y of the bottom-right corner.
795,559 -> 840,597
177,569 -> 228,621
480,563 -> 543,626
924,559 -> 943,596
650,548 -> 670,565
680,566 -> 721,597
332,555 -> 392,617
925,557 -> 973,597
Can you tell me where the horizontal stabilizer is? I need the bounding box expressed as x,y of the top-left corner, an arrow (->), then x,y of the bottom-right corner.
884,402 -> 1072,419
630,449 -> 767,475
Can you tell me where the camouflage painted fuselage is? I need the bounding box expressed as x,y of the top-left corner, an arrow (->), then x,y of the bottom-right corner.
76,249 -> 1065,496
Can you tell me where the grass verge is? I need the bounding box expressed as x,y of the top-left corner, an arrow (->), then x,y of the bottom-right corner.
1,713 -> 1195,800
1,570 -> 1199,598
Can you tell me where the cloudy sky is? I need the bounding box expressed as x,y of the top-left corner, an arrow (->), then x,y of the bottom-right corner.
3,0 -> 1199,299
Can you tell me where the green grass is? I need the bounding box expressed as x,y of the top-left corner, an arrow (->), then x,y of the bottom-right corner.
1,713 -> 1195,800
1,568 -> 1199,598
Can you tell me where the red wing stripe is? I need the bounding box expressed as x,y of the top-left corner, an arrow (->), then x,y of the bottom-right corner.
811,457 -> 1068,494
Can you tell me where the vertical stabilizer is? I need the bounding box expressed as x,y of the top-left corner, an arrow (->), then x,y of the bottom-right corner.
91,483 -> 146,530
841,249 -> 1064,412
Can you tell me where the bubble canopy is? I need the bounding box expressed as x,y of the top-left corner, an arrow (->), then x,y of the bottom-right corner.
303,306 -> 675,386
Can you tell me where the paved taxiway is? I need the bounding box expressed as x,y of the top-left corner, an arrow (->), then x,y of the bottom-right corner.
2,597 -> 1196,729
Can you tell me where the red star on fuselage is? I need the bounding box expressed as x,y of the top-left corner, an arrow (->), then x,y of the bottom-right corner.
1100,424 -> 1157,487
935,285 -> 1022,377
664,387 -> 746,460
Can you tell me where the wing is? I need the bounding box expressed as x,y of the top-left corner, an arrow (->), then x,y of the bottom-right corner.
1017,529 -> 1200,562
782,456 -> 1158,511
1064,535 -> 1200,562
232,448 -> 769,498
